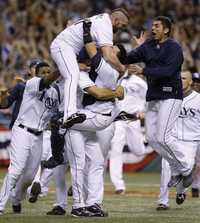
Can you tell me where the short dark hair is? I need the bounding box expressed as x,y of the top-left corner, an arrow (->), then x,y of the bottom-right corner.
154,16 -> 172,36
111,8 -> 130,21
35,62 -> 50,75
116,44 -> 127,64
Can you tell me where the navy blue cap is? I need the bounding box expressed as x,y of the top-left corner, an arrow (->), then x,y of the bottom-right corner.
192,72 -> 200,81
28,58 -> 43,68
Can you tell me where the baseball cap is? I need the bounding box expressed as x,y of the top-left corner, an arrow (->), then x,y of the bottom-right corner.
28,58 -> 43,68
192,72 -> 200,81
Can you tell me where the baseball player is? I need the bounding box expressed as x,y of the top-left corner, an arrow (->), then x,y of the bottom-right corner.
191,72 -> 200,197
65,28 -> 128,217
109,74 -> 147,194
157,70 -> 200,210
50,8 -> 129,128
126,16 -> 195,188
0,68 -> 60,214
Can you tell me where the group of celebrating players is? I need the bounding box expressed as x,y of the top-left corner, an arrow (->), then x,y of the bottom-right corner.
0,7 -> 200,217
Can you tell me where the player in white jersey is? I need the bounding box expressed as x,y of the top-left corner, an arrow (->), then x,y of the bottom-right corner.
0,69 -> 60,214
109,74 -> 147,194
50,8 -> 129,128
157,70 -> 200,210
64,35 -> 128,217
191,72 -> 200,197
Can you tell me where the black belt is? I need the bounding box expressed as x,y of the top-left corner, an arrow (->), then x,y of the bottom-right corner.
101,113 -> 112,116
18,124 -> 42,136
115,112 -> 138,121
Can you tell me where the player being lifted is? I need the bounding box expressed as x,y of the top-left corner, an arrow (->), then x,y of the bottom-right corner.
50,8 -> 129,128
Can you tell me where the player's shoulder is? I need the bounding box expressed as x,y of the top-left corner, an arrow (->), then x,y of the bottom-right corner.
90,13 -> 111,24
166,38 -> 182,50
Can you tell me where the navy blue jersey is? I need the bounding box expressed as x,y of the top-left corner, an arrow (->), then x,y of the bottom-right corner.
1,82 -> 25,128
127,38 -> 184,101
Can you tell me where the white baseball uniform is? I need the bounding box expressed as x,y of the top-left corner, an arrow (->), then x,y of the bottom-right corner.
109,75 -> 147,191
158,91 -> 200,206
65,53 -> 123,208
0,77 -> 61,211
50,13 -> 113,121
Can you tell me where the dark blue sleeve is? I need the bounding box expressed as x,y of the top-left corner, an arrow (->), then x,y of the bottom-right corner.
126,44 -> 146,64
143,46 -> 184,78
7,83 -> 25,107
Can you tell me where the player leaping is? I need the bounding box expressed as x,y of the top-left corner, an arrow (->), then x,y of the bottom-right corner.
50,8 -> 129,128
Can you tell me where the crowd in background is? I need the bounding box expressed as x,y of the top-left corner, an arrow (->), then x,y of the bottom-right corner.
0,0 -> 200,89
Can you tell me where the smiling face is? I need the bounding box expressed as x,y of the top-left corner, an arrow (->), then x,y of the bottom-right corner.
151,20 -> 170,42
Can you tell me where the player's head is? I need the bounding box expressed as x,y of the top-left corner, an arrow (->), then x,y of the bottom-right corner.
114,44 -> 127,64
35,62 -> 50,78
28,58 -> 42,77
152,16 -> 172,42
192,72 -> 200,93
111,8 -> 129,33
181,70 -> 193,94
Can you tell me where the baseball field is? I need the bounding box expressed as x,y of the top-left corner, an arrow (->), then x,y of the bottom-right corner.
0,170 -> 200,223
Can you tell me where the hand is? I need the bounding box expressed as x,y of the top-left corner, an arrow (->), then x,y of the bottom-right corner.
135,112 -> 145,120
0,87 -> 8,97
79,63 -> 90,72
115,85 -> 124,100
128,64 -> 143,75
132,31 -> 149,47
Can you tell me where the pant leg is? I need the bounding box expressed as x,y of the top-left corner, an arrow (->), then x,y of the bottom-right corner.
192,145 -> 200,188
84,132 -> 104,206
11,134 -> 43,205
50,41 -> 79,119
0,126 -> 34,211
65,129 -> 85,208
109,121 -> 126,191
97,123 -> 115,168
53,164 -> 68,209
126,120 -> 145,156
156,99 -> 193,176
158,159 -> 171,206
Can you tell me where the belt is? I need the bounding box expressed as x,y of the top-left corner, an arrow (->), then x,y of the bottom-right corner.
18,124 -> 42,136
101,113 -> 112,116
115,112 -> 138,121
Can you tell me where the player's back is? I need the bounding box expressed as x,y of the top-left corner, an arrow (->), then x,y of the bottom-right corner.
53,13 -> 113,55
117,75 -> 147,114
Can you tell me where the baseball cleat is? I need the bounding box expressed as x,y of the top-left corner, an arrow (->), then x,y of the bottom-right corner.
182,171 -> 193,188
62,113 -> 86,128
41,157 -> 64,169
46,206 -> 66,215
86,204 -> 108,217
29,182 -> 41,203
0,210 -> 4,215
115,189 -> 125,195
12,203 -> 21,214
67,185 -> 73,197
71,207 -> 93,217
168,175 -> 182,187
156,203 -> 169,211
176,193 -> 186,205
192,188 -> 199,198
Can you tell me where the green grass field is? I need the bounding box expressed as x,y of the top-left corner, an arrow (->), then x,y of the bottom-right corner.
0,170 -> 200,223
